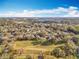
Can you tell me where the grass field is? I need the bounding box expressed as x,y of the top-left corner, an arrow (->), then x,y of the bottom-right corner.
12,41 -> 77,59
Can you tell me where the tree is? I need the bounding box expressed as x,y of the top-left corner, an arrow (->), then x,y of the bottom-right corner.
51,48 -> 65,58
71,37 -> 79,46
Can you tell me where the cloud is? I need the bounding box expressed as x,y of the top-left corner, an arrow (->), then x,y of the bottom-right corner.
0,6 -> 79,17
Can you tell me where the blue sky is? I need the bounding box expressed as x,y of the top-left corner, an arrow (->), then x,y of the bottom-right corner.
0,0 -> 79,17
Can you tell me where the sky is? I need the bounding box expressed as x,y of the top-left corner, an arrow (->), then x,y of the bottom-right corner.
0,0 -> 79,17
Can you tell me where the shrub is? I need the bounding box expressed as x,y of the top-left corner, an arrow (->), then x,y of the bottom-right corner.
9,54 -> 15,59
1,53 -> 10,59
75,47 -> 79,58
62,44 -> 75,56
32,40 -> 41,45
64,47 -> 74,56
0,46 -> 4,55
38,53 -> 44,59
51,48 -> 65,58
51,44 -> 76,58
3,44 -> 14,53
25,55 -> 32,59
41,40 -> 53,46
0,36 -> 3,45
71,37 -> 79,46
67,26 -> 79,34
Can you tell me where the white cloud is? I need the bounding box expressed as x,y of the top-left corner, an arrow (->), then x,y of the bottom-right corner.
0,6 -> 79,17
